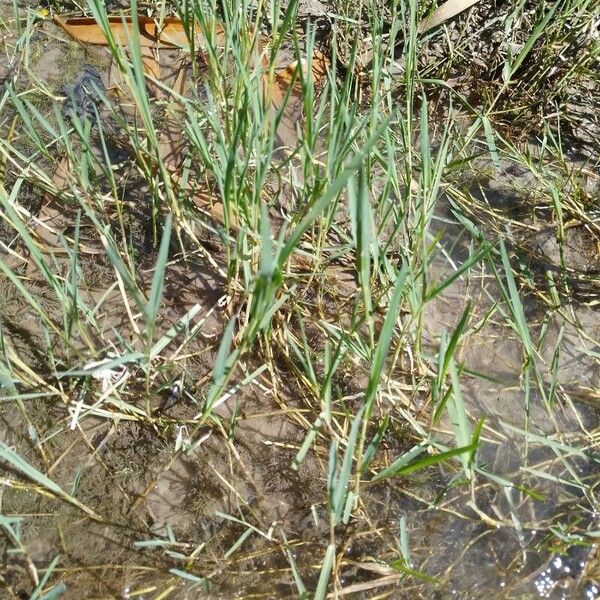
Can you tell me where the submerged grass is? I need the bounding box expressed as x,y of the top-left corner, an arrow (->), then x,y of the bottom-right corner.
0,0 -> 599,598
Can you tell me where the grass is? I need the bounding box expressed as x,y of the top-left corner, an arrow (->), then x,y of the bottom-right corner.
0,0 -> 599,597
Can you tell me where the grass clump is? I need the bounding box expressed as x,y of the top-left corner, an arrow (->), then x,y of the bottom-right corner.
0,0 -> 599,598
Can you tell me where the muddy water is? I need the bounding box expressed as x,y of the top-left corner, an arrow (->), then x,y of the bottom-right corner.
1,185 -> 598,593
401,169 -> 600,598
407,294 -> 599,597
2,140 -> 599,600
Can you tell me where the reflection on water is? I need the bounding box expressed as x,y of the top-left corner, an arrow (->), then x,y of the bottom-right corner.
534,546 -> 598,599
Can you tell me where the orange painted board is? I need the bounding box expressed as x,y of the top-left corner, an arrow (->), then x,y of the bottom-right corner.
53,15 -> 224,49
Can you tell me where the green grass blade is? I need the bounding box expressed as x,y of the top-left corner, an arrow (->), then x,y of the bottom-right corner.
279,116 -> 392,266
372,443 -> 477,481
332,405 -> 365,524
145,213 -> 173,343
0,441 -> 101,519
314,543 -> 335,600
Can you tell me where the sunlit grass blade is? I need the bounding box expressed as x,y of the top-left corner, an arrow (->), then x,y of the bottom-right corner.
330,405 -> 365,525
363,265 -> 409,417
372,442 -> 477,481
149,303 -> 203,360
145,213 -> 173,345
0,441 -> 101,519
57,352 -> 144,378
30,556 -> 66,600
314,543 -> 335,600
204,316 -> 237,413
278,116 -> 392,266
348,166 -> 374,338
390,559 -> 439,584
447,359 -> 472,476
